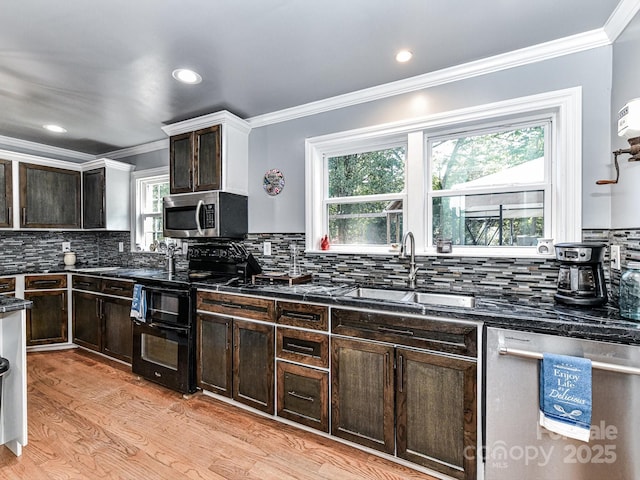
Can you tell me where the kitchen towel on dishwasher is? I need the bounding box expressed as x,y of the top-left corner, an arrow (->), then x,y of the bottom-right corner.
539,352 -> 592,442
130,284 -> 146,320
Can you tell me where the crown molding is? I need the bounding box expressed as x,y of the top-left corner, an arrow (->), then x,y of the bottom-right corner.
0,134 -> 94,162
103,139 -> 169,159
161,110 -> 251,136
247,29 -> 611,129
604,0 -> 640,42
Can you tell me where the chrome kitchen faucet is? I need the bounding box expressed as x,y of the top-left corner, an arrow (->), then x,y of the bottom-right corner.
400,231 -> 419,289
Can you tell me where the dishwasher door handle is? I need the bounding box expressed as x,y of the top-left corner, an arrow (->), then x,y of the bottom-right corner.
498,345 -> 640,376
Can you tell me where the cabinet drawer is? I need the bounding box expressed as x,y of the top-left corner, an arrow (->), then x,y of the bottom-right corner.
101,278 -> 134,298
277,361 -> 328,432
331,308 -> 477,357
197,291 -> 275,322
277,327 -> 328,368
25,274 -> 67,290
72,275 -> 101,292
0,277 -> 15,294
276,301 -> 328,331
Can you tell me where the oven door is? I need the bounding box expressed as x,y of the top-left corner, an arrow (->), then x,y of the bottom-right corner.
132,320 -> 196,394
144,285 -> 192,328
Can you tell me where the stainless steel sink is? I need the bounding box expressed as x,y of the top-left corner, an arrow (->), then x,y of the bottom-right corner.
344,288 -> 414,302
408,291 -> 475,308
344,287 -> 475,308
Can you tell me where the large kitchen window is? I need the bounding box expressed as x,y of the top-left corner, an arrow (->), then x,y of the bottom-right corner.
305,88 -> 582,257
132,168 -> 169,251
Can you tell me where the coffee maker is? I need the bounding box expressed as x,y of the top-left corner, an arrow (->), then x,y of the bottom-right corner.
554,242 -> 607,306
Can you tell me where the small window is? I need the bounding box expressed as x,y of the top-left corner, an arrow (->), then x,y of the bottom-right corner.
428,123 -> 549,247
133,171 -> 169,251
325,146 -> 406,247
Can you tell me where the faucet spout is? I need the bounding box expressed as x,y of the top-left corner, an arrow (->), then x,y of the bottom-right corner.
400,232 -> 418,289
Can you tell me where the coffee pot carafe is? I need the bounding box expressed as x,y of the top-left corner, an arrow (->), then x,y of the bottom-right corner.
554,242 -> 607,307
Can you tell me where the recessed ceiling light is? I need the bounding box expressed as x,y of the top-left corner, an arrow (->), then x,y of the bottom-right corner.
395,50 -> 413,63
172,68 -> 202,84
43,124 -> 67,133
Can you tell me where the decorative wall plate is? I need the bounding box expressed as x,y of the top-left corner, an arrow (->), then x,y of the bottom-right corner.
263,168 -> 285,196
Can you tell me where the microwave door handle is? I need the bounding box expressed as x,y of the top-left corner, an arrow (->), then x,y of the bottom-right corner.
195,199 -> 204,235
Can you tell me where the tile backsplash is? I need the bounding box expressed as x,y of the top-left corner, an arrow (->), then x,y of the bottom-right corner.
1,228 -> 634,306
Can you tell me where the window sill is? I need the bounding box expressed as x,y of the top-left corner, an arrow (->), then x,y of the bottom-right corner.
306,246 -> 555,260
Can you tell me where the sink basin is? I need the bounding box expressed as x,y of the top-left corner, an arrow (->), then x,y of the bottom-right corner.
344,287 -> 475,308
344,288 -> 414,302
408,292 -> 476,308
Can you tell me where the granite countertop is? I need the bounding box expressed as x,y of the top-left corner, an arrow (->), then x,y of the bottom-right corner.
0,296 -> 32,313
9,266 -> 640,346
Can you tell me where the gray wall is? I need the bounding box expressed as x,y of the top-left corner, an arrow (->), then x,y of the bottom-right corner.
611,12 -> 640,228
248,47 -> 613,233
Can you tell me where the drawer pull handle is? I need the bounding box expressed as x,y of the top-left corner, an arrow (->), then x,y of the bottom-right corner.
107,286 -> 125,291
0,284 -> 11,290
31,280 -> 59,287
377,326 -> 414,336
287,391 -> 315,402
219,302 -> 242,309
285,342 -> 315,353
283,311 -> 319,322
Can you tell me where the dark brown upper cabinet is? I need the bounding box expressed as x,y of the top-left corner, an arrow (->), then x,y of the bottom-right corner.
19,163 -> 81,229
0,159 -> 13,227
82,160 -> 133,230
170,125 -> 221,194
162,111 -> 251,196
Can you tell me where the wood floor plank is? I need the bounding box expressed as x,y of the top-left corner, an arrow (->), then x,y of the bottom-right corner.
0,349 -> 437,479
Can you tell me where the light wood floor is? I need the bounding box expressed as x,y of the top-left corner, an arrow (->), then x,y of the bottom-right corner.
0,349 -> 436,480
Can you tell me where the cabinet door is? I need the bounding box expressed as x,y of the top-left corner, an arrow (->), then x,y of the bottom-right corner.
19,163 -> 81,228
72,291 -> 101,351
82,167 -> 105,228
396,348 -> 477,480
169,132 -> 194,194
25,290 -> 68,345
193,125 -> 221,192
102,296 -> 133,363
233,319 -> 274,413
331,337 -> 395,454
197,313 -> 232,397
0,159 -> 12,227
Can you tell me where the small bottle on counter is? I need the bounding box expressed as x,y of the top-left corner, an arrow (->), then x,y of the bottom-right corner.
619,261 -> 640,320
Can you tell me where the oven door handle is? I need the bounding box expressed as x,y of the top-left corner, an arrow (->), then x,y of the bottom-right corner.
142,285 -> 191,297
147,322 -> 190,333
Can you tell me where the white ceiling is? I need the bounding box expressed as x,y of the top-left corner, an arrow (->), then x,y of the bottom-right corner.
0,0 -> 631,156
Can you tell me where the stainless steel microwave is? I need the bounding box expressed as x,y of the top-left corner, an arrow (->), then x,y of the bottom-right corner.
163,191 -> 248,238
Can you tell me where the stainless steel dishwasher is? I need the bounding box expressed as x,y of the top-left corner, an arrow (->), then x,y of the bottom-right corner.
484,326 -> 640,480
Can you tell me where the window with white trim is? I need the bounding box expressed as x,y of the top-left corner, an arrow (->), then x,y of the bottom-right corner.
132,169 -> 169,251
305,88 -> 582,257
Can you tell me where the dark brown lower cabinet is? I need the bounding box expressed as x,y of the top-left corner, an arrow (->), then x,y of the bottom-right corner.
101,297 -> 133,363
331,337 -> 477,480
277,361 -> 329,432
72,291 -> 101,351
25,290 -> 68,346
197,313 -> 274,414
72,276 -> 133,363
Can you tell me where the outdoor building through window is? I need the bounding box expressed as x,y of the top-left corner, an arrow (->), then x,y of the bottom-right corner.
429,123 -> 548,247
